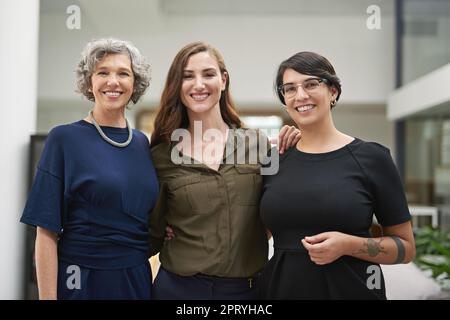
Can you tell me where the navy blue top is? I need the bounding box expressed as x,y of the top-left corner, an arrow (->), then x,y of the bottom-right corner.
21,120 -> 159,270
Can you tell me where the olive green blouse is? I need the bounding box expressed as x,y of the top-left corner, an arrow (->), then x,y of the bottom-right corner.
149,128 -> 269,278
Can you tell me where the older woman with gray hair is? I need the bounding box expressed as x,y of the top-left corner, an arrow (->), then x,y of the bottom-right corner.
20,38 -> 159,299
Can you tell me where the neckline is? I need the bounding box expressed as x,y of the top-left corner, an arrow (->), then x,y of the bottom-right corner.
291,137 -> 362,161
77,119 -> 129,133
174,127 -> 233,172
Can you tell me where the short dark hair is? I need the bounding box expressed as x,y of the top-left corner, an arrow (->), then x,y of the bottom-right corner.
275,51 -> 342,107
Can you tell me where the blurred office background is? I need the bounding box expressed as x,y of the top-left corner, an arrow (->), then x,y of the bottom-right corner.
1,0 -> 449,299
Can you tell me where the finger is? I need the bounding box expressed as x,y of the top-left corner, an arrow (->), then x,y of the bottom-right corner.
279,125 -> 289,139
284,126 -> 295,151
309,254 -> 327,264
305,233 -> 329,244
310,244 -> 327,254
286,127 -> 300,148
309,256 -> 323,264
310,242 -> 327,253
285,131 -> 295,149
281,126 -> 295,153
279,125 -> 292,153
165,226 -> 175,239
308,252 -> 323,259
277,127 -> 287,154
165,232 -> 173,239
278,125 -> 289,150
293,131 -> 302,145
301,238 -> 313,251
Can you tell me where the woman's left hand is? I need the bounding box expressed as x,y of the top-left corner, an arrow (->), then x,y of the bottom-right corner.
277,125 -> 301,154
164,225 -> 175,241
301,232 -> 351,265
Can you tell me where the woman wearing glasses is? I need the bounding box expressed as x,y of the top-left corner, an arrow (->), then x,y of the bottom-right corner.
259,52 -> 415,299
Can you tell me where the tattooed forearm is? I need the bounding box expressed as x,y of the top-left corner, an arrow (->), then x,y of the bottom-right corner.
353,238 -> 388,257
367,238 -> 387,257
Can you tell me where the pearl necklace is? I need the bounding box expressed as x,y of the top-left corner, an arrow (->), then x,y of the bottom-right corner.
89,110 -> 132,148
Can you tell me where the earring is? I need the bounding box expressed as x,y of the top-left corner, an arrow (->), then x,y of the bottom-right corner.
331,99 -> 337,107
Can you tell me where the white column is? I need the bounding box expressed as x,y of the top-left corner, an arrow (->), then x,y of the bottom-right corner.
0,0 -> 39,299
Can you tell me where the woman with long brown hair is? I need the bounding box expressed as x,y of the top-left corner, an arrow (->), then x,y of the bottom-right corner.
148,41 -> 299,299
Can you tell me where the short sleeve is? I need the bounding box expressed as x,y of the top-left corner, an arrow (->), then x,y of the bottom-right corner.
20,128 -> 66,234
135,129 -> 151,149
354,142 -> 411,227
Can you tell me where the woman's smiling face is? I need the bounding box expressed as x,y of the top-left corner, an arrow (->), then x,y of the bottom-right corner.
90,53 -> 134,112
282,68 -> 336,128
180,51 -> 227,116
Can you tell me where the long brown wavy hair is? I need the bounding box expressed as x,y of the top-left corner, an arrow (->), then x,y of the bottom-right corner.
151,42 -> 242,146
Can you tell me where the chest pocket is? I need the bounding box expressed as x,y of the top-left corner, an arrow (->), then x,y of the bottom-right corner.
168,174 -> 219,215
234,165 -> 262,206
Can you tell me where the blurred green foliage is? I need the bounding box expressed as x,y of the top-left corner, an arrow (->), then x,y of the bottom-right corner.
414,226 -> 450,290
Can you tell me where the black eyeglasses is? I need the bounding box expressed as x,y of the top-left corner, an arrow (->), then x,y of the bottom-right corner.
278,78 -> 328,99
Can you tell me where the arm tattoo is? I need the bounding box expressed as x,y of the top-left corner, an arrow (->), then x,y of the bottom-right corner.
390,236 -> 406,264
367,238 -> 388,257
353,238 -> 388,257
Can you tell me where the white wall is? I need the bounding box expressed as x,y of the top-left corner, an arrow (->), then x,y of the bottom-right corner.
37,0 -> 395,115
334,104 -> 394,154
0,0 -> 39,299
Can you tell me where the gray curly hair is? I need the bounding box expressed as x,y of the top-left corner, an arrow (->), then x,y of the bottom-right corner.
76,38 -> 151,104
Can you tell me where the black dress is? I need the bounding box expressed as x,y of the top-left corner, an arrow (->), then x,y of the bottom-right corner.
259,138 -> 411,300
